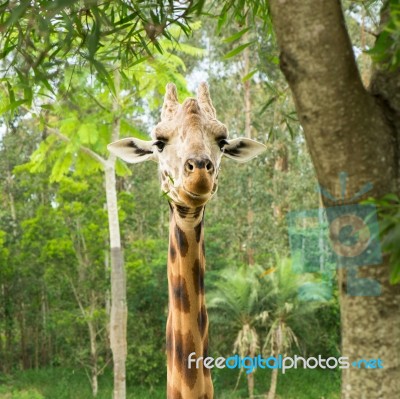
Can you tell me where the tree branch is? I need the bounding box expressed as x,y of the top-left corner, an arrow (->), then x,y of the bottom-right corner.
269,0 -> 396,199
66,275 -> 87,319
47,127 -> 107,167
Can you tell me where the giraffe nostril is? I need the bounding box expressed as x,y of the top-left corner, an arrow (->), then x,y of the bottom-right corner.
205,161 -> 213,173
186,160 -> 195,173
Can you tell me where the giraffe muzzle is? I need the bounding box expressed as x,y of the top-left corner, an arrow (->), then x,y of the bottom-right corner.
183,156 -> 215,199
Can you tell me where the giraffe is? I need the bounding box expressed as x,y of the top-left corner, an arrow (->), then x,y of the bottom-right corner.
107,82 -> 266,399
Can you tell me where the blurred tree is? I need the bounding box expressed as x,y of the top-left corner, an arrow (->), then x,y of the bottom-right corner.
207,259 -> 329,399
208,265 -> 268,399
262,257 -> 329,399
12,28 -> 201,398
214,1 -> 400,397
266,2 -> 400,397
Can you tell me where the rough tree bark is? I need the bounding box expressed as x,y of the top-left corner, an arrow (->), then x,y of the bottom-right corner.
269,0 -> 400,398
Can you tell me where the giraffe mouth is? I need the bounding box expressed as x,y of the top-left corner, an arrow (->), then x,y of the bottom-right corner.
182,187 -> 209,199
175,186 -> 212,207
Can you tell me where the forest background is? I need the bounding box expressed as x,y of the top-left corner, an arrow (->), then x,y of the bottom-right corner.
0,1 -> 398,398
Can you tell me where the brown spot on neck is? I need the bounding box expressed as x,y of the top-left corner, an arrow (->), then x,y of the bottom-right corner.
194,220 -> 203,243
197,305 -> 208,338
176,205 -> 191,219
169,243 -> 177,263
170,204 -> 205,225
174,224 -> 189,257
203,335 -> 210,377
170,275 -> 191,313
174,330 -> 197,389
167,385 -> 183,399
192,259 -> 204,296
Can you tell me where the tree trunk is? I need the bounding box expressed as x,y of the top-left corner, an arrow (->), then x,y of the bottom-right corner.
35,325 -> 39,370
267,335 -> 281,399
247,371 -> 255,399
267,367 -> 278,399
104,247 -> 112,367
243,31 -> 255,266
18,302 -> 29,370
69,278 -> 102,397
3,284 -> 13,373
272,141 -> 288,221
106,69 -> 127,399
269,1 -> 400,398
105,164 -> 127,399
88,318 -> 99,397
41,286 -> 48,367
0,319 -> 3,373
245,343 -> 256,399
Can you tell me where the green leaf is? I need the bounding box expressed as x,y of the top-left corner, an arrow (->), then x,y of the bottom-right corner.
24,86 -> 33,105
50,153 -> 73,182
77,123 -> 98,145
259,97 -> 277,115
115,158 -> 132,177
0,99 -> 27,114
6,81 -> 15,104
91,59 -> 116,95
382,193 -> 400,203
0,44 -> 17,59
40,104 -> 54,110
217,7 -> 228,33
87,14 -> 101,59
120,119 -> 149,140
3,1 -> 30,28
75,151 -> 103,175
223,42 -> 254,59
242,69 -> 257,82
286,121 -> 295,139
60,117 -> 79,136
223,27 -> 250,43
116,11 -> 140,26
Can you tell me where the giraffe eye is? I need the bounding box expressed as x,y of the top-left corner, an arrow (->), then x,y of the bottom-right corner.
153,140 -> 166,152
218,139 -> 229,151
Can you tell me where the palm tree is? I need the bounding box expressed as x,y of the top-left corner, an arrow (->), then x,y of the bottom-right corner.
208,257 -> 330,399
207,265 -> 268,399
262,257 -> 330,399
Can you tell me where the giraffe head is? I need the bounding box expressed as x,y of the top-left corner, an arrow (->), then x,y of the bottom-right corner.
108,82 -> 266,207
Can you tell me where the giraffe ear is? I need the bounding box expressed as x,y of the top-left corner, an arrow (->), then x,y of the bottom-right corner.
107,138 -> 157,164
223,138 -> 266,163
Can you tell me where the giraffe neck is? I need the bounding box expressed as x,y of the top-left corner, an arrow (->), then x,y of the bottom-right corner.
166,203 -> 213,399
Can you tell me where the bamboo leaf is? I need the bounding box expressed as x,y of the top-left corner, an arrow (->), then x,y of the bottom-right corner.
3,1 -> 30,28
223,27 -> 250,43
242,69 -> 257,82
259,97 -> 277,115
223,42 -> 254,59
286,120 -> 295,139
91,59 -> 116,95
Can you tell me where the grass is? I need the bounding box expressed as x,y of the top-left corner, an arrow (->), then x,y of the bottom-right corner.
0,367 -> 340,399
213,366 -> 340,399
